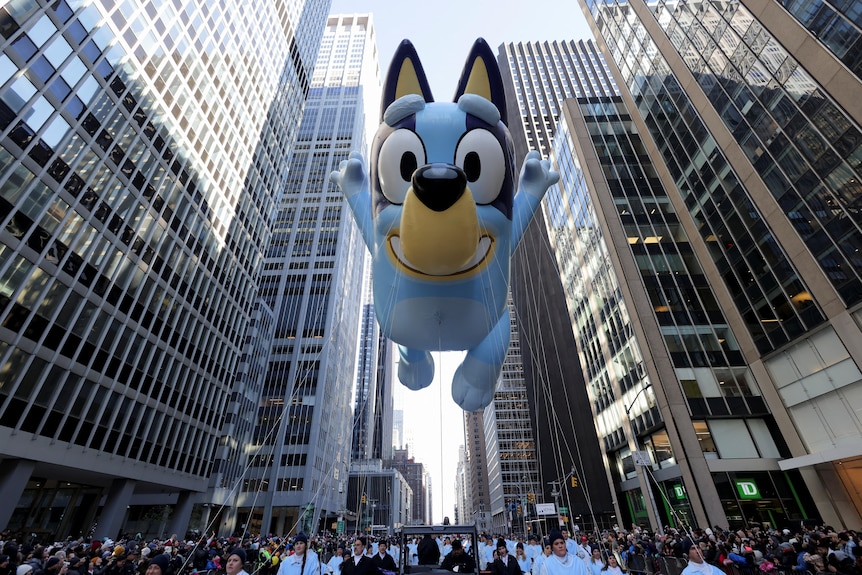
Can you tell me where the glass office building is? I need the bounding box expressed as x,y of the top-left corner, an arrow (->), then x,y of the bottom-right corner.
0,0 -> 328,539
574,0 -> 862,526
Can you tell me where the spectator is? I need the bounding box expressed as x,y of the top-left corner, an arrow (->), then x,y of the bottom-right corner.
418,535 -> 440,566
144,556 -> 170,575
441,540 -> 475,574
682,544 -> 724,575
600,556 -> 623,575
226,549 -> 249,575
538,531 -> 589,575
371,541 -> 396,575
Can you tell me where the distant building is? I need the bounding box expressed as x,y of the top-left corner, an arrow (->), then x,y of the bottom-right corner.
387,447 -> 431,525
347,459 -> 412,535
352,262 -> 395,462
352,264 -> 380,462
483,301 -> 541,535
463,411 -> 492,532
455,445 -> 471,525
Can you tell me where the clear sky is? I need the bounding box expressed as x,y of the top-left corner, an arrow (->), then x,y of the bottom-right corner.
329,0 -> 594,524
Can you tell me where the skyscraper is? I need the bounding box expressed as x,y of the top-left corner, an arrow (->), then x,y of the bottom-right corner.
500,40 -> 617,531
482,302 -> 541,534
0,0 -> 328,539
547,0 -> 862,527
463,410 -> 492,531
352,262 -> 380,462
351,261 -> 395,462
240,13 -> 380,535
455,444 -> 471,525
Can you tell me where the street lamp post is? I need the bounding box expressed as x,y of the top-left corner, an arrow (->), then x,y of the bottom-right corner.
624,383 -> 663,534
550,480 -> 562,530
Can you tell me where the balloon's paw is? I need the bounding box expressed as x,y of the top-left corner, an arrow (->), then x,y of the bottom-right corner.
398,349 -> 434,390
451,360 -> 497,411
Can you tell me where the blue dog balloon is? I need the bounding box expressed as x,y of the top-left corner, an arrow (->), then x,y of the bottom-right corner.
330,38 -> 558,411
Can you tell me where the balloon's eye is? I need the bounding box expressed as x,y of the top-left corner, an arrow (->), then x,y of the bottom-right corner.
455,129 -> 505,204
378,129 -> 426,204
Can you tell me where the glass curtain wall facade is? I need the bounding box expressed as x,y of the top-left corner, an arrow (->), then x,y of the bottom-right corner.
371,330 -> 393,461
0,0 -> 327,539
580,0 -> 862,526
242,13 -> 380,537
550,93 -> 812,530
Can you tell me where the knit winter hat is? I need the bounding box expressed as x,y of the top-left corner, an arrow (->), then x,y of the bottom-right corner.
148,554 -> 170,575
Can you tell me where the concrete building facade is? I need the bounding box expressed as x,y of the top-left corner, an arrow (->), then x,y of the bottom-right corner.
237,13 -> 381,536
483,302 -> 541,535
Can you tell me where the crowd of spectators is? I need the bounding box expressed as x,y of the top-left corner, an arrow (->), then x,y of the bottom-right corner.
586,524 -> 862,575
1,523 -> 860,575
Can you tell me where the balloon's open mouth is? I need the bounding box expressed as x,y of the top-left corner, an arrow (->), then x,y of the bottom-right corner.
386,232 -> 494,278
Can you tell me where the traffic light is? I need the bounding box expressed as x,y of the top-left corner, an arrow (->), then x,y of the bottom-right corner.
361,494 -> 367,504
571,476 -> 579,488
517,505 -> 522,515
528,493 -> 536,503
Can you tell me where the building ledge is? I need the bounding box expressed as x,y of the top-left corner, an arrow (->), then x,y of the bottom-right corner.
778,444 -> 862,470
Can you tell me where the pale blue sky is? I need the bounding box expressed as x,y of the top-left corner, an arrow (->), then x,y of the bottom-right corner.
331,0 -> 592,98
328,0 -> 593,523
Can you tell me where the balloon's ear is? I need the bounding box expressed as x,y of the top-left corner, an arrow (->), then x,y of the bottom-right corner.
453,38 -> 507,125
381,40 -> 434,121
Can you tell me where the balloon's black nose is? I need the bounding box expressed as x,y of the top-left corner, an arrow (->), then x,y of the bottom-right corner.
412,164 -> 467,212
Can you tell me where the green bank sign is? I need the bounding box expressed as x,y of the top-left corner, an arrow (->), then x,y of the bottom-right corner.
735,479 -> 761,499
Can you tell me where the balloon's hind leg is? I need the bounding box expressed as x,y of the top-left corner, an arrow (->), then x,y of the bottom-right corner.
397,345 -> 435,390
451,308 -> 510,411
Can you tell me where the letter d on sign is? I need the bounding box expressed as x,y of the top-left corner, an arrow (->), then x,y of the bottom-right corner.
735,479 -> 761,499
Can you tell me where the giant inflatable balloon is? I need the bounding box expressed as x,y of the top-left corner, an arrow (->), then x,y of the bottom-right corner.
330,38 -> 559,411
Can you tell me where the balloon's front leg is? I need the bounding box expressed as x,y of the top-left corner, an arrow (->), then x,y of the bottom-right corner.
397,345 -> 435,390
451,309 -> 510,411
